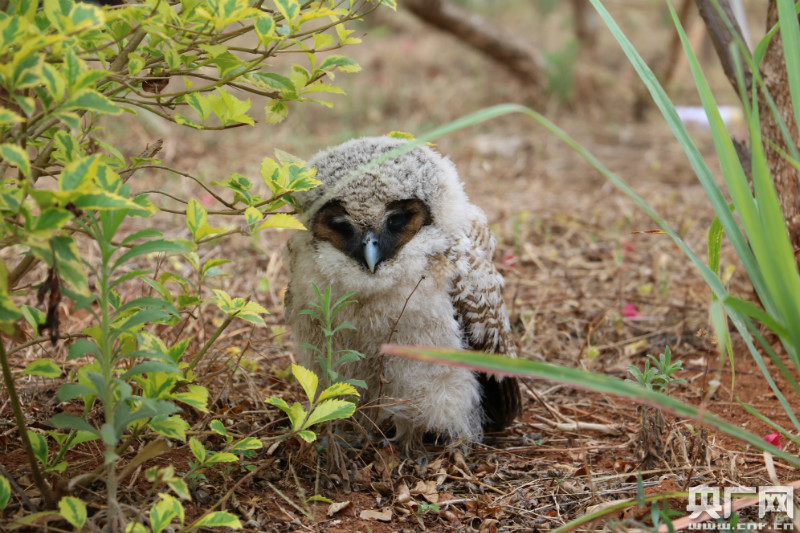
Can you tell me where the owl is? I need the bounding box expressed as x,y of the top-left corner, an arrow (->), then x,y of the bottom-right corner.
285,136 -> 521,451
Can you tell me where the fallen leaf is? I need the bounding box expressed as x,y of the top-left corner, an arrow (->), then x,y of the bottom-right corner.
327,501 -> 352,517
360,508 -> 392,522
396,482 -> 411,504
410,480 -> 439,504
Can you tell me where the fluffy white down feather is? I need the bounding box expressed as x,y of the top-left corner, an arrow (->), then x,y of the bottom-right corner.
285,137 -> 515,450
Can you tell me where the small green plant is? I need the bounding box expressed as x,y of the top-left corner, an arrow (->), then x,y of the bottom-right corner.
627,346 -> 688,395
185,420 -> 263,489
0,0 -> 395,527
299,284 -> 367,390
265,363 -> 359,443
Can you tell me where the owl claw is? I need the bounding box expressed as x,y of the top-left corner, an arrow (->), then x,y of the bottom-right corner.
363,231 -> 380,272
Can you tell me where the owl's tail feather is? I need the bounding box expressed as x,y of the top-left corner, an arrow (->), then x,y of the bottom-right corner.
477,373 -> 522,433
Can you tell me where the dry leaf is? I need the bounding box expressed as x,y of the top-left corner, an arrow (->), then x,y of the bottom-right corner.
410,480 -> 439,503
359,508 -> 392,522
327,501 -> 352,517
396,482 -> 411,504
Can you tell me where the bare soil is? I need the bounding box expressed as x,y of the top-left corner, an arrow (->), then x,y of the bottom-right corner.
2,2 -> 799,532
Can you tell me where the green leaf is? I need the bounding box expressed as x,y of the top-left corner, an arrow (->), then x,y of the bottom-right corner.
168,479 -> 191,501
192,511 -> 242,530
209,419 -> 227,437
150,493 -> 183,533
317,382 -> 359,402
230,437 -> 263,452
51,413 -> 99,436
57,383 -> 95,402
254,13 -> 276,44
304,399 -> 356,428
148,415 -> 189,442
128,52 -> 145,76
257,213 -> 306,231
29,208 -> 74,237
58,496 -> 87,529
188,437 -> 206,462
233,300 -> 268,326
244,206 -> 262,226
291,363 -> 318,402
297,429 -> 316,442
204,451 -> 237,464
0,143 -> 30,178
274,0 -> 300,25
0,107 -> 25,125
264,100 -> 289,124
12,49 -> 43,90
172,384 -> 209,412
52,235 -> 90,297
0,475 -> 10,510
185,199 -> 225,241
246,72 -> 294,92
207,88 -> 254,126
317,55 -> 361,74
64,89 -> 122,115
121,361 -> 180,380
67,339 -> 100,361
27,430 -> 48,466
21,359 -> 62,378
113,239 -> 189,272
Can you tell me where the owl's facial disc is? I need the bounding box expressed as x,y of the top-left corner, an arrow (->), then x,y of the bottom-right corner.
312,198 -> 432,273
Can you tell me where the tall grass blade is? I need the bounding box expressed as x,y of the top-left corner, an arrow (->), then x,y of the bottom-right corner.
382,344 -> 800,468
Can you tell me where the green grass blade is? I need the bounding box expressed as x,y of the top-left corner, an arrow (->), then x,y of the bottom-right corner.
382,344 -> 800,468
776,0 -> 800,138
588,0 -> 768,303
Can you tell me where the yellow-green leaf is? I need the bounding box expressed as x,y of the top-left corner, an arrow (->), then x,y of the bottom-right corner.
172,384 -> 209,413
0,475 -> 10,510
264,100 -> 289,124
258,213 -> 306,231
193,511 -> 242,530
58,496 -> 87,529
244,206 -> 263,226
291,363 -> 318,402
148,415 -> 189,441
0,144 -> 30,178
297,429 -> 316,442
22,359 -> 62,378
0,107 -> 25,125
304,399 -> 356,428
317,382 -> 359,403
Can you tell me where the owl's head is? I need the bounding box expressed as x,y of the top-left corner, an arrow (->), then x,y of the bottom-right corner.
296,137 -> 473,274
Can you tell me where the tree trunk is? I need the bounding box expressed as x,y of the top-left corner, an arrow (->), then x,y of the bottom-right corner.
756,0 -> 800,249
697,0 -> 800,250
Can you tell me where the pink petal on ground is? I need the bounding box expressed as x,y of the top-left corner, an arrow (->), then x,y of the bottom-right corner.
763,431 -> 782,449
622,303 -> 642,318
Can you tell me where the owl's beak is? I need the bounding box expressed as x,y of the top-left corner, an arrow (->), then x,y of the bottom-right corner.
362,231 -> 381,272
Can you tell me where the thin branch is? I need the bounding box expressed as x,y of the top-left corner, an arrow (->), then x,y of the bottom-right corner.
0,341 -> 57,507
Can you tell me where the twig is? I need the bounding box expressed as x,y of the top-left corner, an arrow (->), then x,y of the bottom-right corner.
386,275 -> 426,345
0,341 -> 56,507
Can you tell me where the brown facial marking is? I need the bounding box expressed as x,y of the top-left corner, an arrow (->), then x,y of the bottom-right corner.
312,201 -> 363,259
384,198 -> 433,253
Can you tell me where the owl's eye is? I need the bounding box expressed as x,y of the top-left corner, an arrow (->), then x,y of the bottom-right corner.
328,218 -> 354,237
387,211 -> 412,232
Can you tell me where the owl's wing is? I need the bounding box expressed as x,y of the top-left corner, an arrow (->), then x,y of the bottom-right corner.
450,218 -> 522,432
